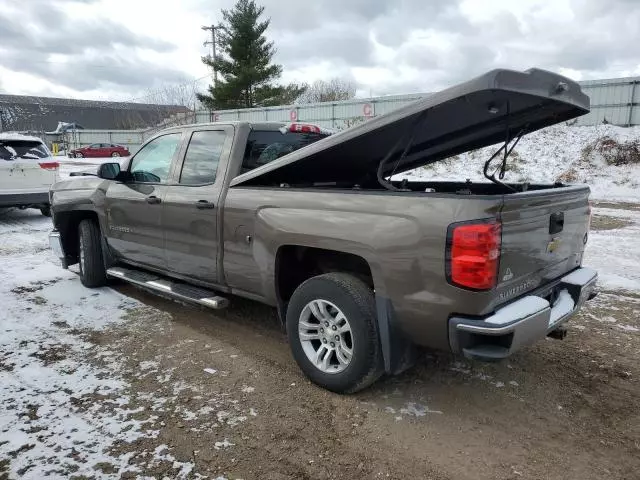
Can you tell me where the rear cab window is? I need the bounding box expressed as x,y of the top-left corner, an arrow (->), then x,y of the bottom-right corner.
0,140 -> 49,161
179,130 -> 227,185
241,125 -> 331,174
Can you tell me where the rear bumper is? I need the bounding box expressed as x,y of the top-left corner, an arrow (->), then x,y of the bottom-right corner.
0,191 -> 49,207
449,267 -> 598,361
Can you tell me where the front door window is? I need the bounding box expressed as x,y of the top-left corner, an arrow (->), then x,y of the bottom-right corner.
129,133 -> 181,183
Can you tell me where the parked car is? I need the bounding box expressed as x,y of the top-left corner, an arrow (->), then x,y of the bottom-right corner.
48,69 -> 598,393
70,143 -> 130,158
0,133 -> 59,216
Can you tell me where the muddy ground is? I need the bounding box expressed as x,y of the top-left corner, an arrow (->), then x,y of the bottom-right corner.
76,284 -> 640,480
1,207 -> 639,480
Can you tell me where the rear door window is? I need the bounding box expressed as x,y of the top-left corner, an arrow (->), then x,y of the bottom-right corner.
179,130 -> 227,185
0,140 -> 49,160
241,130 -> 330,173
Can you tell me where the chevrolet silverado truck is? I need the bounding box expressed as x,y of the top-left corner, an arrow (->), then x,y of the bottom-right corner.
48,68 -> 598,393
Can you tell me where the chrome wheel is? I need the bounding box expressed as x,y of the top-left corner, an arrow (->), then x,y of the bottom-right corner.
79,232 -> 86,273
298,299 -> 353,374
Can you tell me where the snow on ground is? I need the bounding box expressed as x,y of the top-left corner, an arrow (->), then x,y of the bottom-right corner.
585,207 -> 640,292
400,124 -> 640,202
0,210 -> 197,478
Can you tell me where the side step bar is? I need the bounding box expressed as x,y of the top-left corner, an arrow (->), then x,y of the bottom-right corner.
106,266 -> 229,310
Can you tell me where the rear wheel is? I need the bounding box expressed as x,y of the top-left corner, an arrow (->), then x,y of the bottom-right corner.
40,205 -> 51,217
111,152 -> 121,157
78,219 -> 107,288
286,273 -> 383,393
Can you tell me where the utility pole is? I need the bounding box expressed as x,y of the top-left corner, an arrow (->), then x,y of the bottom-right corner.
202,25 -> 221,87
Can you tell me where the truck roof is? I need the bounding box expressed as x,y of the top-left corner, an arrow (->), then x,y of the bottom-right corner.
231,68 -> 590,187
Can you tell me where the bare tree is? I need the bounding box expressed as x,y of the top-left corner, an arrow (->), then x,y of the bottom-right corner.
297,78 -> 357,104
140,83 -> 200,110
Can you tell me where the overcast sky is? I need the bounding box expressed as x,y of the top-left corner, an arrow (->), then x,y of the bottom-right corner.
1,0 -> 639,102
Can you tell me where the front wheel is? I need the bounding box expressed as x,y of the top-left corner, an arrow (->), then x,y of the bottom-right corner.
78,219 -> 107,288
286,273 -> 383,393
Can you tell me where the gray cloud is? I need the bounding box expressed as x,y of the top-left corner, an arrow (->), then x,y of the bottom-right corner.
2,0 -> 640,100
0,0 -> 182,94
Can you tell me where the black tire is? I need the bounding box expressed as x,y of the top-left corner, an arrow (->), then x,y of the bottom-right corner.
78,219 -> 107,288
40,205 -> 51,217
75,152 -> 83,158
111,152 -> 120,157
286,273 -> 383,393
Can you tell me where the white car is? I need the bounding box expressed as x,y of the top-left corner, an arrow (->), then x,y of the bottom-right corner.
0,133 -> 59,216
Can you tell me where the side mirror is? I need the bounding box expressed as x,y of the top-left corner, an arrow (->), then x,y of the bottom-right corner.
97,162 -> 121,180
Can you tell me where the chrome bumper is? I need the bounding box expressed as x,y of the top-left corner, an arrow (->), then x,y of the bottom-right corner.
449,267 -> 598,361
49,230 -> 68,269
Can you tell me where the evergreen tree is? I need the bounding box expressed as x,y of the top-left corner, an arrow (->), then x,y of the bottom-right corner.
198,0 -> 305,109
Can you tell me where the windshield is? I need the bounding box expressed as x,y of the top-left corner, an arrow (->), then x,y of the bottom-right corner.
242,130 -> 330,173
0,140 -> 49,161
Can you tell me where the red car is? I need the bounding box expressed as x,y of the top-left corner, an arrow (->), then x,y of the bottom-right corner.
70,143 -> 130,158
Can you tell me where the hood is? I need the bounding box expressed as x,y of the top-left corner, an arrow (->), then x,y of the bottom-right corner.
231,68 -> 589,187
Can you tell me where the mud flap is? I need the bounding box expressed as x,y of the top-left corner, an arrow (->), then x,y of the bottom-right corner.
376,296 -> 417,375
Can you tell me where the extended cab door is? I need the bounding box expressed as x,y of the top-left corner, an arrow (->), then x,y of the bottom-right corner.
105,132 -> 183,269
162,126 -> 234,284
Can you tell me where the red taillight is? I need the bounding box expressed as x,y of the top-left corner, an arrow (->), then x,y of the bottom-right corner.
289,123 -> 321,133
446,221 -> 501,290
39,162 -> 59,170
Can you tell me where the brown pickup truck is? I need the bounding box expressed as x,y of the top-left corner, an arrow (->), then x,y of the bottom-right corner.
48,68 -> 598,393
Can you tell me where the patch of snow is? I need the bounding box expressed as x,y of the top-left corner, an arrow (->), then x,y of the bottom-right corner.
485,296 -> 549,325
0,211 -> 160,478
617,324 -> 639,332
399,402 -> 443,417
549,289 -> 575,327
398,124 -> 640,203
214,439 -> 235,450
241,385 -> 255,393
139,360 -> 159,371
585,208 -> 640,292
204,367 -> 218,375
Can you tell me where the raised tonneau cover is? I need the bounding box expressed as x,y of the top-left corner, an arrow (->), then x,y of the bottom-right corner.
231,68 -> 589,187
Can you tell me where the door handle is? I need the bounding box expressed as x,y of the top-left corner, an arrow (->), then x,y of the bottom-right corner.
195,200 -> 215,209
146,195 -> 161,204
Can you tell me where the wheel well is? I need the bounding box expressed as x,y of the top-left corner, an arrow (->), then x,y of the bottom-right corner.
275,246 -> 374,319
56,210 -> 99,265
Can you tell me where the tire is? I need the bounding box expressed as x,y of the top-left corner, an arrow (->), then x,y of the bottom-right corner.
40,205 -> 51,217
78,219 -> 107,288
286,273 -> 383,393
75,152 -> 83,158
111,152 -> 120,157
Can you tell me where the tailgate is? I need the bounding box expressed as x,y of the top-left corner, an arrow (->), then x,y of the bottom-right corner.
496,185 -> 591,303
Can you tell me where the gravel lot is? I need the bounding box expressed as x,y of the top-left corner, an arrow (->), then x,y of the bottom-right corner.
1,206 -> 639,480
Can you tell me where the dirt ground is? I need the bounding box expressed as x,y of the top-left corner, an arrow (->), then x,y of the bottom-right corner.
68,283 -> 638,480
2,207 -> 639,480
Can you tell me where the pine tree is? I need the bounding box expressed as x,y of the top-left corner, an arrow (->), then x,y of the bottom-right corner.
198,0 -> 305,109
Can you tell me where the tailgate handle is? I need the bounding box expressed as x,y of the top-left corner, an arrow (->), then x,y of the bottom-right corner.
549,212 -> 564,234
